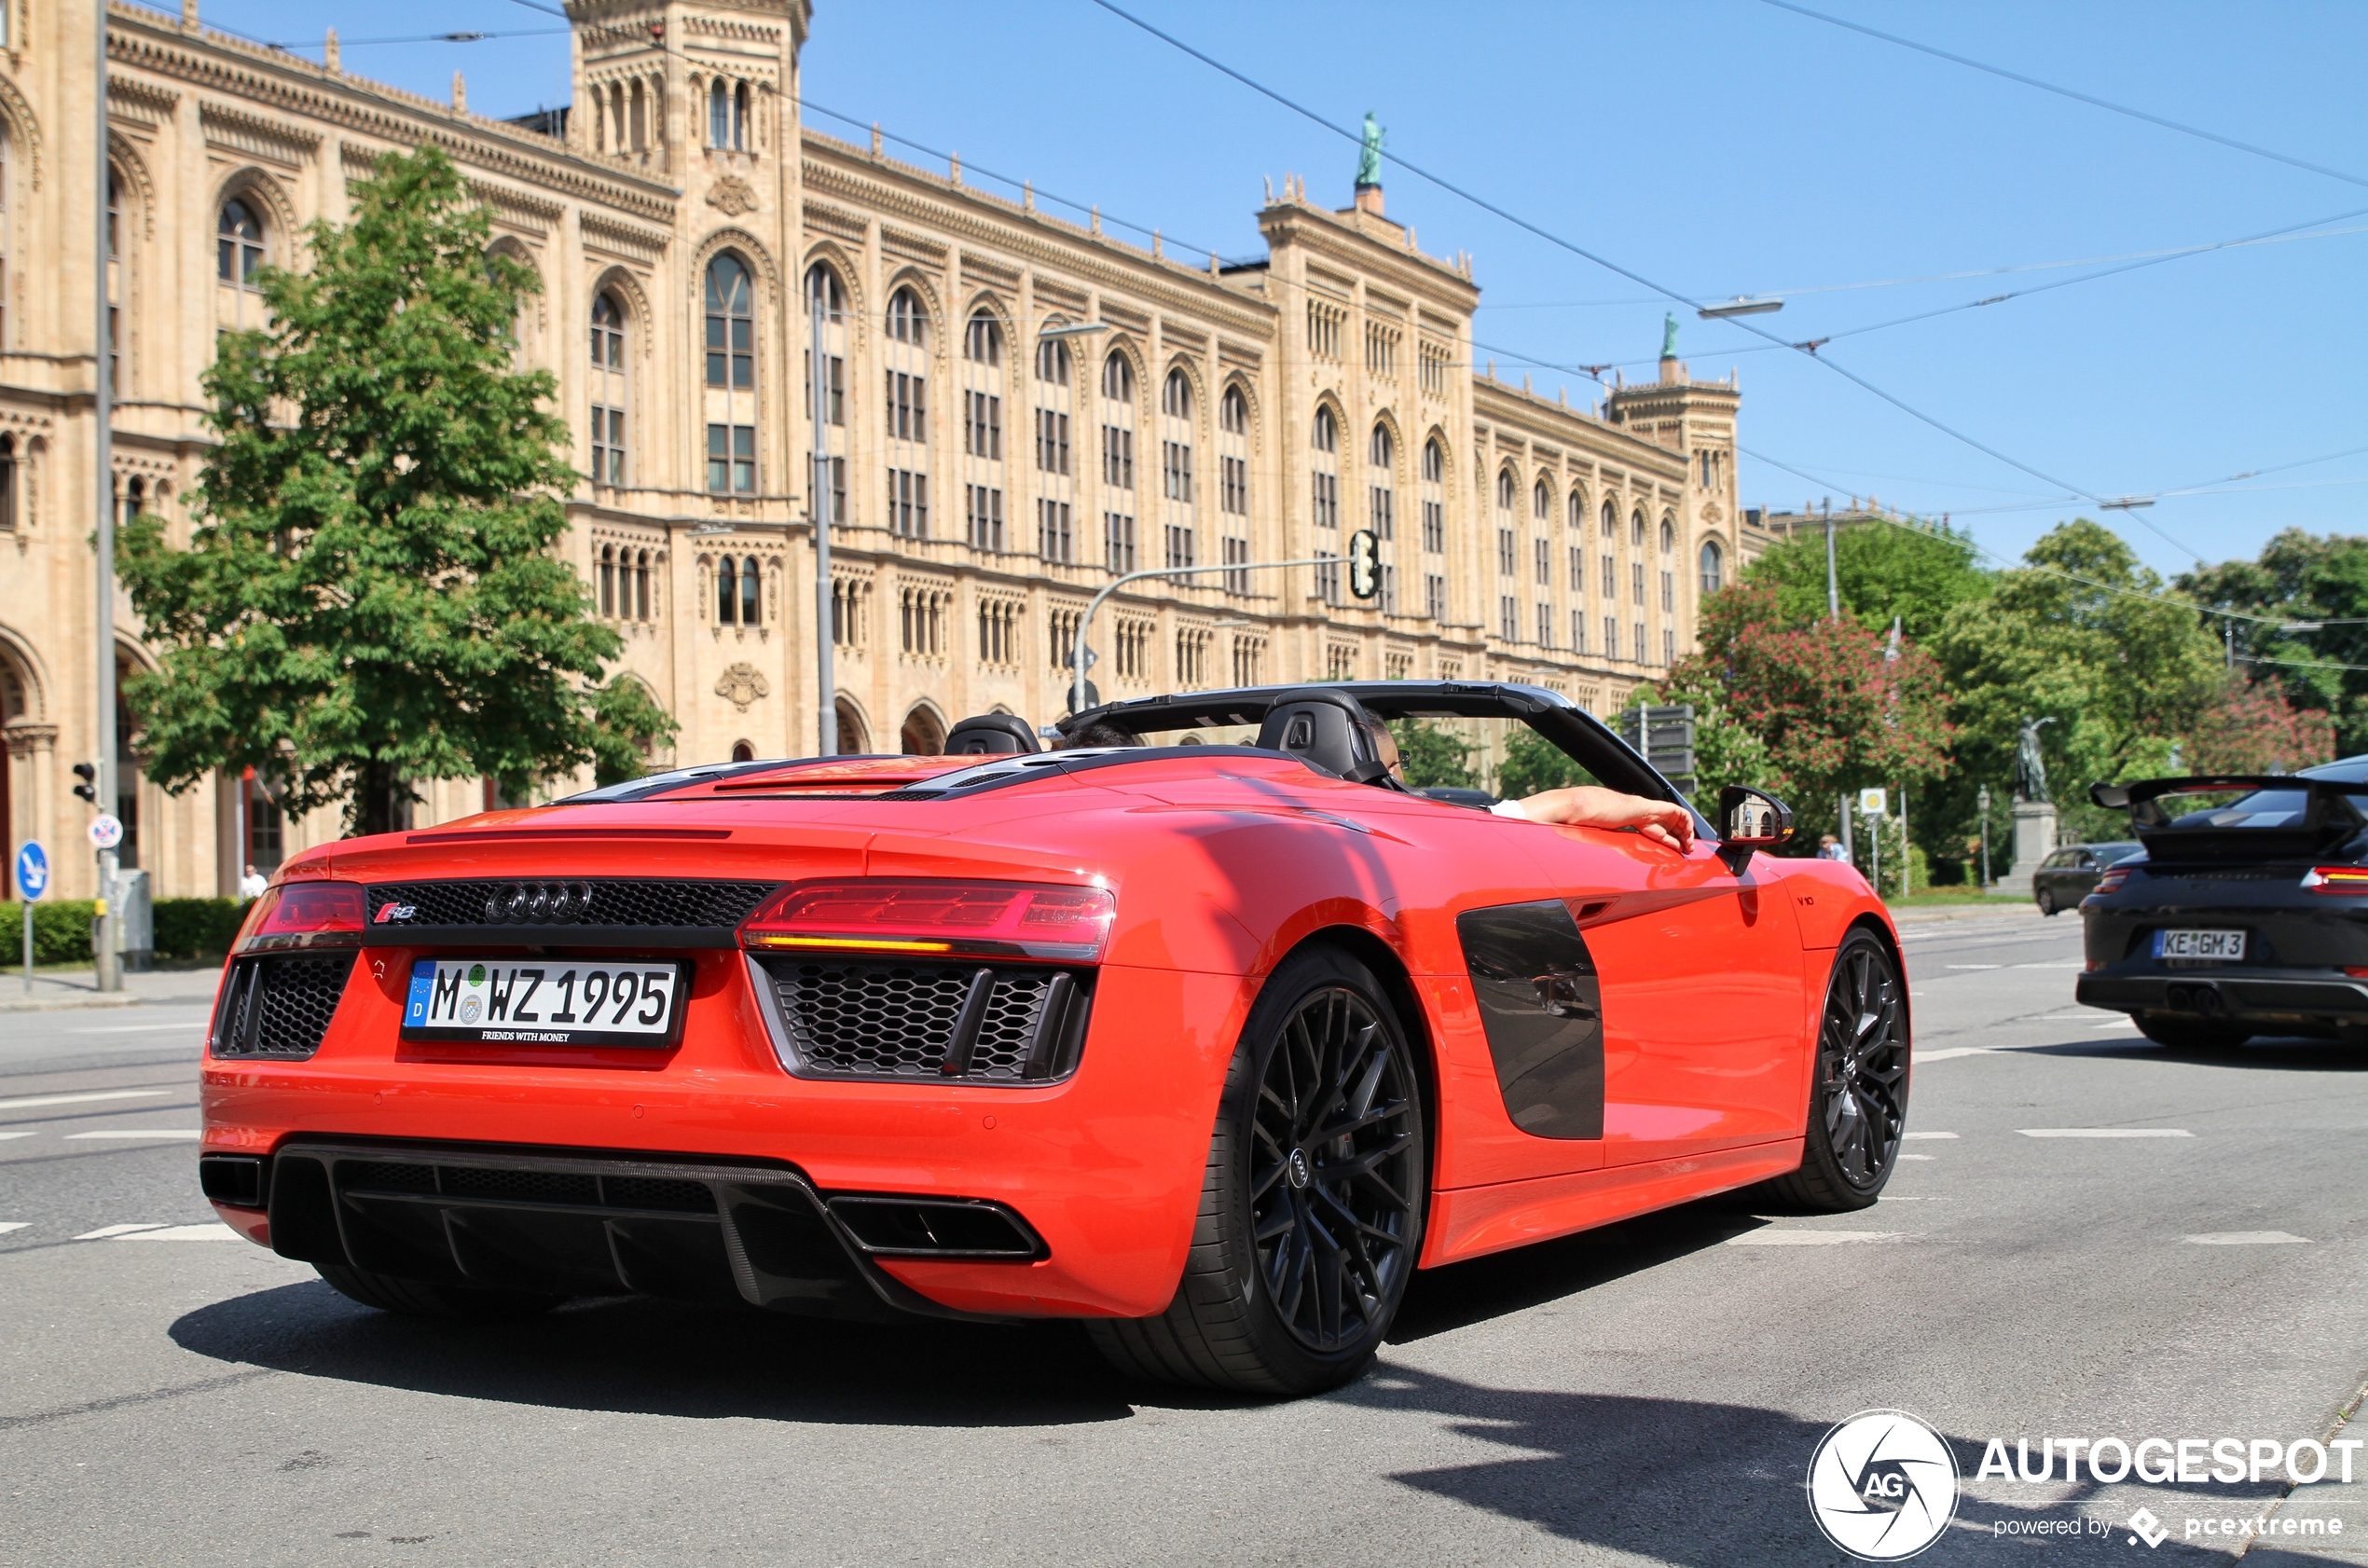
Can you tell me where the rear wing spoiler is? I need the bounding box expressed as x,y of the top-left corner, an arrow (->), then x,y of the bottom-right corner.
2089,775 -> 2368,860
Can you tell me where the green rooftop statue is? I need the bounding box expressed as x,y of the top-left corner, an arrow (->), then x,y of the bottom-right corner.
1356,112 -> 1385,190
1661,311 -> 1680,360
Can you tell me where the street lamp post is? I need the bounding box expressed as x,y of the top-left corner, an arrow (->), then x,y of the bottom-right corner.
92,3 -> 118,992
1977,783 -> 1992,888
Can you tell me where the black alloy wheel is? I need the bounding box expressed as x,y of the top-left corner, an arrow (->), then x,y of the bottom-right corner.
1766,929 -> 1907,1211
1086,944 -> 1425,1396
2036,888 -> 2058,916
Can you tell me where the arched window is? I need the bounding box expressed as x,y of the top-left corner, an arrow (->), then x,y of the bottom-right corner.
0,126 -> 9,346
217,199 -> 264,286
731,740 -> 757,763
886,287 -> 928,348
1567,490 -> 1585,530
1161,371 -> 1195,570
885,288 -> 930,539
1220,385 -> 1247,435
1419,439 -> 1445,556
1309,407 -> 1340,543
715,556 -> 737,623
964,312 -> 1001,364
1496,470 -> 1516,512
1600,500 -> 1617,538
1660,516 -> 1675,554
590,293 -> 626,484
1037,336 -> 1071,387
635,549 -> 652,621
0,435 -> 14,534
1700,540 -> 1723,597
599,544 -> 616,616
709,78 -> 745,150
628,80 -> 647,152
1312,406 -> 1337,454
1631,509 -> 1646,547
1533,478 -> 1550,522
1101,354 -> 1137,570
962,314 -> 1005,549
105,170 -> 126,395
1218,386 -> 1250,585
704,255 -> 756,494
1369,424 -> 1395,542
740,555 -> 761,626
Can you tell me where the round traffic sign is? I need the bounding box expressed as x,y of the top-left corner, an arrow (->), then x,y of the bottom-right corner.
13,841 -> 48,902
88,814 -> 124,851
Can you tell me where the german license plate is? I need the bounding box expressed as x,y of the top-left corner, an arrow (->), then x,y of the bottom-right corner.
401,958 -> 688,1047
2154,929 -> 2246,962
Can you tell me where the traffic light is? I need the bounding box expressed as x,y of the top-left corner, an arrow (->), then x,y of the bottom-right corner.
71,763 -> 97,804
1347,528 -> 1382,601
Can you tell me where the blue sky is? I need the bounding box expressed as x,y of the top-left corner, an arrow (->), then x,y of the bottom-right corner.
182,0 -> 2368,584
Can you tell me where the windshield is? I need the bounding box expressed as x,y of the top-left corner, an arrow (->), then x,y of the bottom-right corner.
1068,709 -> 1614,799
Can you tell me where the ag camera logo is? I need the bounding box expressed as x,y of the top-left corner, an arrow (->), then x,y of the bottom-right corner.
1807,1410 -> 1961,1561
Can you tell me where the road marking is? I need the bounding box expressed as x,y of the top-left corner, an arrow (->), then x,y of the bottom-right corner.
0,1222 -> 27,1234
2018,1128 -> 2193,1138
76,1223 -> 168,1239
69,1024 -> 207,1035
0,1132 -> 36,1141
2012,963 -> 2088,970
2035,1013 -> 2105,1020
1728,1231 -> 1903,1246
1916,1048 -> 1993,1063
1904,1131 -> 1960,1139
1898,1154 -> 1935,1161
114,1223 -> 241,1243
64,1130 -> 200,1140
2184,1231 -> 2310,1245
0,1090 -> 169,1112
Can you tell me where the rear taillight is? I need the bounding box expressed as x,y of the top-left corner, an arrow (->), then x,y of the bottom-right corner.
2093,868 -> 2131,894
234,882 -> 367,953
738,879 -> 1116,962
2302,866 -> 2368,895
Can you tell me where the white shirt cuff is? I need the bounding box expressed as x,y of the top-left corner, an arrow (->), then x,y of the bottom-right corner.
1488,798 -> 1530,820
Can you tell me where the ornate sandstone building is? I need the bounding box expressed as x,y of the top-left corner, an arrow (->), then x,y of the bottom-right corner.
0,0 -> 1745,898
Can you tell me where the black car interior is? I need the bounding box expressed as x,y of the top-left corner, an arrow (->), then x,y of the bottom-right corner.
1251,687 -> 1401,788
946,714 -> 1041,755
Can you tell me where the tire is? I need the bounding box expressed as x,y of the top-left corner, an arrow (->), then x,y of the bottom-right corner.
315,1263 -> 565,1321
2133,1012 -> 2252,1051
1763,929 -> 1907,1212
1086,944 -> 1426,1397
2035,889 -> 2058,916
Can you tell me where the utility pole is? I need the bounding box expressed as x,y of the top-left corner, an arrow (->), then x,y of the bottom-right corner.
92,3 -> 118,992
1977,783 -> 1992,888
808,282 -> 836,756
1827,501 -> 1845,862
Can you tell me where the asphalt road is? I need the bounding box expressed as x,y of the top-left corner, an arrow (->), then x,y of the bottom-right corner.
5,912 -> 2367,1567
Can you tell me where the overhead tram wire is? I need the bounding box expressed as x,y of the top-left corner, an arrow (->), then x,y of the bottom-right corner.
1083,0 -> 2129,528
1756,0 -> 2368,193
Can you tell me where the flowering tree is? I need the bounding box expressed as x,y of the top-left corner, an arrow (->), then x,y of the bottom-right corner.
2183,679 -> 2337,776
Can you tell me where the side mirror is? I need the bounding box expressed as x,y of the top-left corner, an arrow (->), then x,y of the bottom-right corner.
1718,786 -> 1794,871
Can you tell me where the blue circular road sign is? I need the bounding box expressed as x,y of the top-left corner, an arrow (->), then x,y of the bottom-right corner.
15,841 -> 49,902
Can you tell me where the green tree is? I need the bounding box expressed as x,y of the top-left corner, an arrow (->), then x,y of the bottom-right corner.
1741,514 -> 1989,640
1619,679 -> 1774,820
2178,529 -> 2368,750
1930,518 -> 2223,843
1676,582 -> 1954,851
117,145 -> 672,834
1386,719 -> 1479,790
1495,726 -> 1593,799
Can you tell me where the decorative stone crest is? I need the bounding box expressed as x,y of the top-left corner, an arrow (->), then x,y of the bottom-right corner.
707,176 -> 759,217
1701,501 -> 1724,523
715,663 -> 770,712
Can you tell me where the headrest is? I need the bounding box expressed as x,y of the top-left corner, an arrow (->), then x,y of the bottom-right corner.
1253,688 -> 1390,783
945,714 -> 1041,755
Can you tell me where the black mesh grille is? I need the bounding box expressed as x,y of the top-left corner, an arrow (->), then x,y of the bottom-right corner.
439,1166 -> 602,1206
366,879 -> 776,931
971,972 -> 1054,1080
767,960 -> 1083,1082
340,1162 -> 438,1194
602,1176 -> 717,1214
213,955 -> 353,1060
778,961 -> 975,1078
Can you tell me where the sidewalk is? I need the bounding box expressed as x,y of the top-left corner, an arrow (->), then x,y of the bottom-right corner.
1886,900 -> 2048,926
0,964 -> 223,1012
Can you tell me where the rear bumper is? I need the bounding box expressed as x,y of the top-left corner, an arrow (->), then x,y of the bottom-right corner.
213,1140 -> 1039,1322
2075,970 -> 2368,1024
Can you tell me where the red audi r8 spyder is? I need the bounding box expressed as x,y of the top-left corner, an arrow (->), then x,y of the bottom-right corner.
199,681 -> 1907,1396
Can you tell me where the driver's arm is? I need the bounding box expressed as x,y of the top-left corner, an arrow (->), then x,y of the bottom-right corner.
1494,787 -> 1695,851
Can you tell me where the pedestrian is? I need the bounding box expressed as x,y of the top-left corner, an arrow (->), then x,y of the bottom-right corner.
1816,833 -> 1847,862
238,863 -> 268,899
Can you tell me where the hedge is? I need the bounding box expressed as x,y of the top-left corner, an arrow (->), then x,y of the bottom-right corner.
0,897 -> 252,965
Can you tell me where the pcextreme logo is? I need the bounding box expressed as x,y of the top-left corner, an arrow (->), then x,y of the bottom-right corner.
1807,1410 -> 1962,1561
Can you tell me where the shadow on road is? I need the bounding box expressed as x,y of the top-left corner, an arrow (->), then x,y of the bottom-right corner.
171,1279 -> 1154,1427
2011,1035 -> 2368,1071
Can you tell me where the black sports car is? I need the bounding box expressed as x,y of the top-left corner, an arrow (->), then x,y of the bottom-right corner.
2077,759 -> 2368,1047
2032,841 -> 2143,916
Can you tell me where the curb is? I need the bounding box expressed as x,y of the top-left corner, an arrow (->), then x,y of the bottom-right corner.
0,995 -> 144,1013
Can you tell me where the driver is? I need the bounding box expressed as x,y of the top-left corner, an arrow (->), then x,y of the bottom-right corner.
1365,721 -> 1695,852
